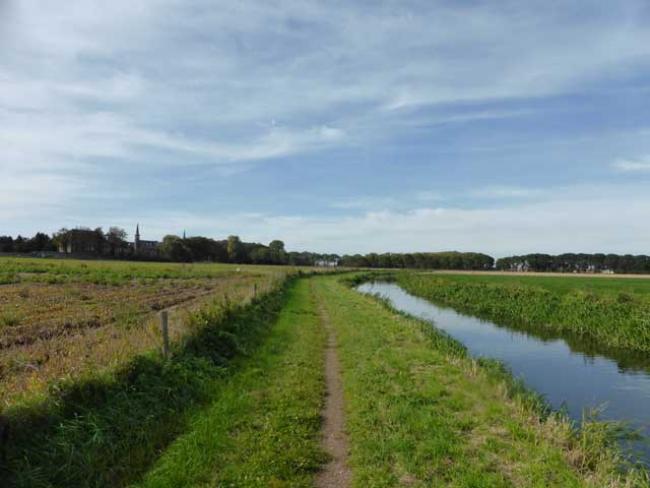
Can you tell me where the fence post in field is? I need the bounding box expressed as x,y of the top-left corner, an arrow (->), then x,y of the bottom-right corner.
253,283 -> 257,299
160,310 -> 170,359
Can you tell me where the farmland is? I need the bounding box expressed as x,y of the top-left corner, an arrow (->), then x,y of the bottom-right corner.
0,257 -> 289,407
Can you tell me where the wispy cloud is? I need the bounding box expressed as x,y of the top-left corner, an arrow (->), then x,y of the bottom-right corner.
102,182 -> 650,257
4,1 -> 650,252
612,155 -> 650,172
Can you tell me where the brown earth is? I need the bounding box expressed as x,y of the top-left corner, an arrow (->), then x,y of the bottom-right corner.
315,298 -> 351,488
0,274 -> 267,408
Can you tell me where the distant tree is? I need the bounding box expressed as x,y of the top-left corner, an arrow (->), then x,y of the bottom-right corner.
22,232 -> 55,252
227,235 -> 244,263
268,240 -> 286,264
13,235 -> 26,253
0,235 -> 14,252
249,246 -> 271,264
159,235 -> 191,262
52,228 -> 69,252
106,227 -> 128,256
341,251 -> 494,270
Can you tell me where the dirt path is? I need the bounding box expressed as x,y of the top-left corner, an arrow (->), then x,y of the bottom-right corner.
316,295 -> 351,488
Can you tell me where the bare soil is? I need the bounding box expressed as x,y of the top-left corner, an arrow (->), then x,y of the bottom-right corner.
316,300 -> 351,488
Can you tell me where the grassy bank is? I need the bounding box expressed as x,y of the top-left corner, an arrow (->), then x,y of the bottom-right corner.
135,278 -> 326,487
396,272 -> 650,352
0,278 -> 296,487
316,276 -> 647,486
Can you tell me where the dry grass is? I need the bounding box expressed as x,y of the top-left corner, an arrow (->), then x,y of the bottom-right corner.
0,258 -> 289,408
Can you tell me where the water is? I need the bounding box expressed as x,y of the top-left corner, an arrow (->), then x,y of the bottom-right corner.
357,282 -> 650,465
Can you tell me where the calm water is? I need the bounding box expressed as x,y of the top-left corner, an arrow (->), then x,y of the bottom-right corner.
357,282 -> 650,465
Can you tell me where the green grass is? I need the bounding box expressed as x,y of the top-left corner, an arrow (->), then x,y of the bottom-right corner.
313,276 -> 647,487
426,272 -> 650,295
396,272 -> 650,352
0,256 -> 294,286
136,279 -> 326,487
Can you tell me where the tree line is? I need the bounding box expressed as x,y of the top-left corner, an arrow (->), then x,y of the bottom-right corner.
0,228 -> 131,256
496,253 -> 650,274
158,234 -> 338,266
4,228 -> 650,273
338,251 -> 495,270
0,228 -> 339,266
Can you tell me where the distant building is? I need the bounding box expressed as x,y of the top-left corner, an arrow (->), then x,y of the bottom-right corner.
57,228 -> 104,254
133,224 -> 160,257
315,259 -> 339,267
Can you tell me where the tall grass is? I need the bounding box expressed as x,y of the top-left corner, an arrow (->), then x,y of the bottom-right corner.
397,273 -> 650,352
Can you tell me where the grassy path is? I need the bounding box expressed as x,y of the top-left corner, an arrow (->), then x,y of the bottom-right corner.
312,276 -> 645,487
135,279 -> 327,487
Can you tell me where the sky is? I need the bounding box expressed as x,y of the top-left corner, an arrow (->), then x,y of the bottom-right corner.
2,0 -> 650,257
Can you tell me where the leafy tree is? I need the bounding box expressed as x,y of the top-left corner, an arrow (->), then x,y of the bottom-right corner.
227,235 -> 243,263
249,246 -> 271,264
106,227 -> 128,256
26,232 -> 54,252
0,236 -> 13,252
159,235 -> 191,262
268,240 -> 287,264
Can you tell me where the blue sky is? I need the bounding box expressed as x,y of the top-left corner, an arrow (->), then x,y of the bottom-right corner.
2,0 -> 650,256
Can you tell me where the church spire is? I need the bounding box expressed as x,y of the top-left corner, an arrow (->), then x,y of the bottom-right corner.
134,223 -> 140,254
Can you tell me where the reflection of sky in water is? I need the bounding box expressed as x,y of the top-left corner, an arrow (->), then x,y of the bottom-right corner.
358,282 -> 650,465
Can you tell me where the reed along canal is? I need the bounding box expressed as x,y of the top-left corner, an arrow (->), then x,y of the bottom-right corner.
358,282 -> 650,466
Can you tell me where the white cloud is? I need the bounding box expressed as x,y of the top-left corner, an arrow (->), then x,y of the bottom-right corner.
0,172 -> 85,221
102,183 -> 650,257
4,1 -> 650,247
3,0 -> 650,173
612,155 -> 650,172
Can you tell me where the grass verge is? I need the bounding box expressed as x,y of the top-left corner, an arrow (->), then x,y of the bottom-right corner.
135,278 -> 326,487
314,276 -> 648,487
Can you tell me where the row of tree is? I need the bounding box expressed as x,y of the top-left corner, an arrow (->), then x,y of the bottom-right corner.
0,228 -> 130,256
0,229 -> 340,266
5,229 -> 650,273
158,234 -> 341,266
496,253 -> 650,274
0,233 -> 55,253
338,251 -> 495,270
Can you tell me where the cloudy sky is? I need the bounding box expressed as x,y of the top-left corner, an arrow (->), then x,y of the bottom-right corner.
2,0 -> 650,256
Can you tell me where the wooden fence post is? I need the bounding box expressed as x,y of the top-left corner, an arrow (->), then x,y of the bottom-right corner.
160,310 -> 170,359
